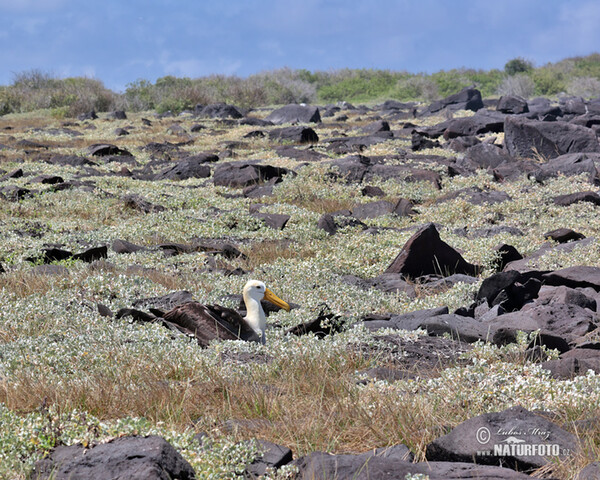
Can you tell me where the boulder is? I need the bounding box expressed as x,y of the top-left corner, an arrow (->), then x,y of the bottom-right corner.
360,120 -> 390,134
504,116 -> 600,160
544,228 -> 585,243
496,95 -> 529,114
425,87 -> 484,114
251,212 -> 290,230
385,223 -> 479,279
294,453 -> 531,479
317,213 -> 367,235
87,144 -> 132,157
266,104 -> 321,124
154,155 -> 215,181
553,190 -> 600,206
275,145 -> 326,162
199,103 -> 243,119
244,439 -> 293,478
533,152 -> 600,183
268,126 -> 318,144
30,435 -> 196,480
541,349 -> 600,379
490,303 -> 598,351
426,405 -> 578,472
121,194 -> 166,213
442,111 -> 505,139
542,266 -> 600,291
213,162 -> 291,188
112,239 -> 146,254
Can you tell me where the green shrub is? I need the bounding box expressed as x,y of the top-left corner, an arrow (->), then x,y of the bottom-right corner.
504,57 -> 534,76
531,67 -> 567,96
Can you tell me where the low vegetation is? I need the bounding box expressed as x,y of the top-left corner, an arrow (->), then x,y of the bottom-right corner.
1,54 -> 600,117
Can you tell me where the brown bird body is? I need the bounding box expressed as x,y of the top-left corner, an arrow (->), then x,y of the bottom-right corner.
161,280 -> 290,347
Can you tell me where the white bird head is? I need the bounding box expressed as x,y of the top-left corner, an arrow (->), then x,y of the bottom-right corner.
242,280 -> 290,344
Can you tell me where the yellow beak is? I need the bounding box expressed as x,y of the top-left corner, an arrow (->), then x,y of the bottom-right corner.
263,288 -> 291,312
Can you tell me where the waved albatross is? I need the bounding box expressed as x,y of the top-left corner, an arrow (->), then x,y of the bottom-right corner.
162,280 -> 290,346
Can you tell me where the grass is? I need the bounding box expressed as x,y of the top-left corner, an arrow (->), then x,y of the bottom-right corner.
1,104 -> 600,479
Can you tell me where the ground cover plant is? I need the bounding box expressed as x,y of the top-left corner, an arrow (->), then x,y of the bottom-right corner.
1,79 -> 600,478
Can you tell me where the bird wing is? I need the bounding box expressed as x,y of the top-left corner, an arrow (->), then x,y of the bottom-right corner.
162,302 -> 259,347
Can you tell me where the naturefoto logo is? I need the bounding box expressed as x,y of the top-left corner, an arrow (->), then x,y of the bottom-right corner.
475,426 -> 568,457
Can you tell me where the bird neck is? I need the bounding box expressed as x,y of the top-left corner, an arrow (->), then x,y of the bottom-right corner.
243,295 -> 266,336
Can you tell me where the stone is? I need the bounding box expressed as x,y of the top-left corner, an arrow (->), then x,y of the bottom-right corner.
266,104 -> 321,124
154,156 -> 215,181
492,244 -> 523,272
30,435 -> 196,480
275,145 -> 326,162
462,142 -> 513,170
425,87 -> 484,114
268,126 -> 318,144
317,212 -> 367,235
72,246 -> 108,263
199,103 -> 243,119
360,120 -> 390,134
238,116 -> 273,126
544,228 -> 585,243
442,111 -> 505,139
112,239 -> 146,254
553,191 -> 600,206
108,110 -> 127,120
213,162 -> 291,188
385,223 -> 479,279
533,153 -> 600,183
535,285 -> 597,311
541,349 -> 600,379
578,462 -> 600,480
244,439 -> 293,478
490,303 -> 598,351
365,273 -> 416,297
504,238 -> 594,273
425,405 -> 578,472
351,200 -> 395,219
542,266 -> 600,291
497,95 -> 529,114
294,453 -> 530,479
87,143 -> 132,157
121,194 -> 166,213
504,116 -> 600,160
393,313 -> 491,343
251,212 -> 290,230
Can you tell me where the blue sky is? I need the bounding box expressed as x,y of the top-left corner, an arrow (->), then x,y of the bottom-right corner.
1,0 -> 599,92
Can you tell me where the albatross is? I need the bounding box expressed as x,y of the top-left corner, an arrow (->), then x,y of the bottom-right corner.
161,280 -> 290,346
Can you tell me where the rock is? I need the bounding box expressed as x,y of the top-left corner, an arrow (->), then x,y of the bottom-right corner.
87,143 -> 132,157
360,120 -> 390,134
30,435 -> 196,480
47,154 -> 96,167
492,244 -> 523,272
385,223 -> 479,279
497,95 -> 529,114
504,238 -> 594,273
533,152 -> 600,183
425,405 -> 578,472
275,145 -> 326,162
286,307 -> 345,338
238,117 -> 273,126
394,313 -> 490,343
294,453 -> 530,480
535,285 -> 597,310
361,185 -> 385,197
199,103 -> 243,119
121,194 -> 166,213
244,439 -> 293,478
544,228 -> 585,243
411,132 -> 441,151
268,126 -> 319,144
154,155 -> 216,181
251,212 -> 290,230
425,87 -> 484,114
108,110 -> 127,120
213,162 -> 291,188
553,190 -> 600,206
114,127 -> 129,136
351,200 -> 395,219
266,104 -> 321,124
317,213 -> 367,235
490,303 -> 598,351
541,349 -> 600,379
72,246 -> 108,263
30,264 -> 69,276
578,462 -> 600,480
29,174 -> 64,185
504,116 -> 600,160
362,273 -> 415,297
393,198 -> 416,216
77,110 -> 97,120
542,266 -> 600,291
112,239 -> 146,254
442,111 -> 505,139
462,142 -> 513,170
362,306 -> 448,331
